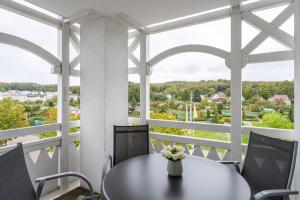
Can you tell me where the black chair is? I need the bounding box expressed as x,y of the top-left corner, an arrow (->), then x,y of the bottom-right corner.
101,125 -> 150,193
220,131 -> 298,200
0,143 -> 98,200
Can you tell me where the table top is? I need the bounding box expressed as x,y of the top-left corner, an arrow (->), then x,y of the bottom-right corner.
102,154 -> 251,200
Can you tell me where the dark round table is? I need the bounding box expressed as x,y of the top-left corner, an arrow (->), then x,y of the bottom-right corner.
102,154 -> 251,200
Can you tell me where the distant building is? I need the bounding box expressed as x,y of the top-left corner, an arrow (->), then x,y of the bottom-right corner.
0,90 -> 58,102
269,95 -> 291,105
70,93 -> 79,101
211,92 -> 226,102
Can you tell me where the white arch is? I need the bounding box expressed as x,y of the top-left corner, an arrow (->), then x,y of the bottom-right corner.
0,32 -> 61,67
148,45 -> 229,67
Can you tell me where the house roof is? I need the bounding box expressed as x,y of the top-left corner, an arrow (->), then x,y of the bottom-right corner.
26,0 -> 240,26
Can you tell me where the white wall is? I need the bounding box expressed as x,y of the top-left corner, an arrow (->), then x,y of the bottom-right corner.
80,17 -> 128,192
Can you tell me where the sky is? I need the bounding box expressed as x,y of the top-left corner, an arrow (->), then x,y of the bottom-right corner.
0,2 -> 295,85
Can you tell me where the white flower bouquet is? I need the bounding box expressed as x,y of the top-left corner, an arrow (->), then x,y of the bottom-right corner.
162,145 -> 185,161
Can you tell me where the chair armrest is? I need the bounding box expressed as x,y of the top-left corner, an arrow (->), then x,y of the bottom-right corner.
35,172 -> 94,200
254,189 -> 298,200
217,161 -> 241,173
101,154 -> 113,184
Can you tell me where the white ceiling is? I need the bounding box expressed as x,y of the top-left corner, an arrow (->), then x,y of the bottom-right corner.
26,0 -> 232,26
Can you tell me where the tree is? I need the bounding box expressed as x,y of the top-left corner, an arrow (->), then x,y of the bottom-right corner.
39,107 -> 57,139
192,88 -> 202,102
261,112 -> 293,129
182,89 -> 190,101
150,112 -> 186,136
243,85 -> 254,100
0,98 -> 28,146
260,87 -> 272,100
206,110 -> 211,119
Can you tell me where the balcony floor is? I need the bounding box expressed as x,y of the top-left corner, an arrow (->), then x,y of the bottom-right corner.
54,187 -> 100,200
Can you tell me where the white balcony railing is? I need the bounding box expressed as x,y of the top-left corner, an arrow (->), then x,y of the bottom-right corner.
0,118 -> 295,197
129,117 -> 295,161
0,121 -> 80,197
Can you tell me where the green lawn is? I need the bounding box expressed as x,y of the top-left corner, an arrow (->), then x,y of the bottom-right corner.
193,130 -> 249,144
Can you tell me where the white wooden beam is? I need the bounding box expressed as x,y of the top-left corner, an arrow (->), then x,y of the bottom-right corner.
128,54 -> 140,67
294,0 -> 300,197
248,50 -> 294,63
139,33 -> 150,124
70,31 -> 80,53
128,36 -> 140,55
242,0 -> 292,12
70,69 -> 80,77
63,9 -> 100,24
146,8 -> 231,34
70,55 -> 80,69
242,126 -> 295,140
71,25 -> 80,35
51,66 -> 61,74
230,0 -> 240,7
57,22 -> 70,192
116,13 -> 145,31
230,6 -> 242,161
145,0 -> 291,35
0,123 -> 61,140
129,30 -> 139,39
243,3 -> 294,54
128,67 -> 139,74
0,0 -> 61,28
242,11 -> 294,49
148,45 -> 229,67
148,119 -> 230,133
0,32 -> 61,67
0,136 -> 62,154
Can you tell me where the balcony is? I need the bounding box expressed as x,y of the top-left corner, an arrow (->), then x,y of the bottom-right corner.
0,0 -> 300,199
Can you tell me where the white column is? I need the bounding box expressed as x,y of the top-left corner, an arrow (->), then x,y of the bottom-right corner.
57,22 -> 70,192
294,0 -> 300,198
80,17 -> 128,192
140,32 -> 150,124
230,5 -> 242,161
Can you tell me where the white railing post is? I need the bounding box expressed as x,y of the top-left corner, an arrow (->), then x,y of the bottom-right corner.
230,3 -> 242,161
57,22 -> 70,192
294,0 -> 300,198
140,32 -> 150,124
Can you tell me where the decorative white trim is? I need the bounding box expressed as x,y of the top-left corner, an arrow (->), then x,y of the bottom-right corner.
243,3 -> 294,54
128,36 -> 140,55
150,132 -> 231,150
69,120 -> 80,128
148,45 -> 229,67
242,126 -> 295,140
242,11 -> 294,49
0,136 -> 62,154
70,69 -> 80,77
70,56 -> 80,69
0,123 -> 61,140
129,54 -> 140,67
248,50 -> 294,63
0,32 -> 61,67
147,119 -> 231,133
70,31 -> 80,53
128,67 -> 139,74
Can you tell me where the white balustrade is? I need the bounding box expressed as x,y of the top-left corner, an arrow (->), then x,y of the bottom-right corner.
0,120 -> 81,197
